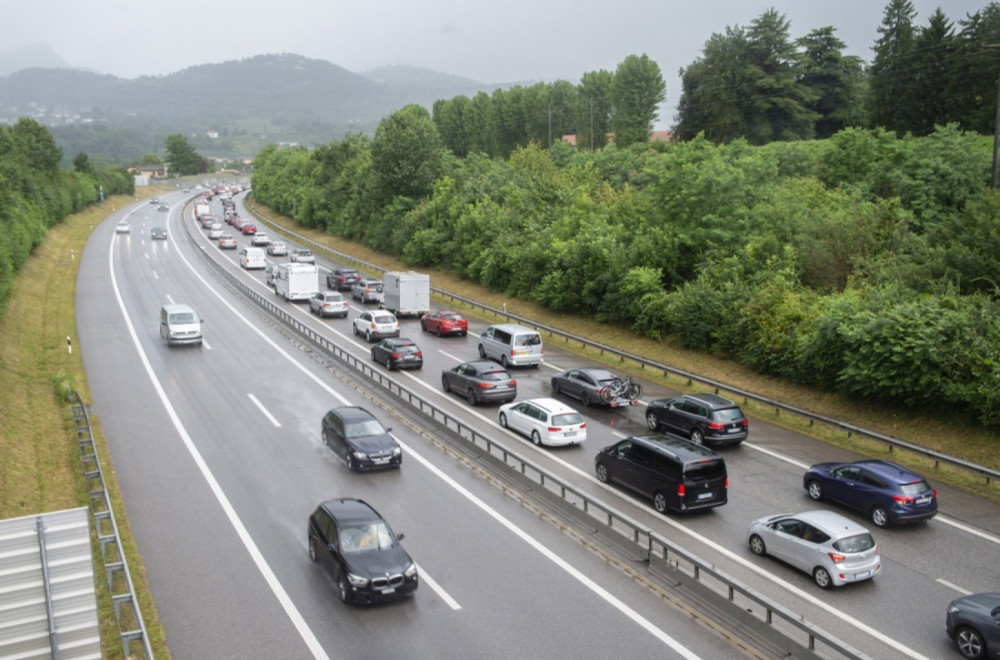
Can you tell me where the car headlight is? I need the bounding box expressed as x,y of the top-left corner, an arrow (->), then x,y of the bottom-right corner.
352,451 -> 368,461
347,572 -> 368,587
404,562 -> 418,578
948,604 -> 961,614
392,446 -> 402,456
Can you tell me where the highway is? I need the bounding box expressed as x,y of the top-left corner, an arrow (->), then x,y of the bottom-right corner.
77,191 -> 1000,659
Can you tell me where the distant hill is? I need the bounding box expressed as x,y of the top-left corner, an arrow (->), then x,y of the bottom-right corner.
0,53 -> 504,162
0,43 -> 74,77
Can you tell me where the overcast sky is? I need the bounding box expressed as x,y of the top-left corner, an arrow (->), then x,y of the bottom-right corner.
1,0 -> 989,127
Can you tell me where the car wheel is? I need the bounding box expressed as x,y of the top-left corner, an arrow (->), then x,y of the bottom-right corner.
436,326 -> 442,337
441,375 -> 451,393
499,412 -> 508,428
500,354 -> 509,368
338,576 -> 352,604
352,324 -> 359,336
581,391 -> 591,407
385,356 -> 393,370
807,480 -> 824,501
531,430 -> 542,446
308,538 -> 319,562
813,567 -> 833,589
748,534 -> 766,556
366,330 -> 373,342
690,428 -> 705,445
466,389 -> 477,405
551,381 -> 560,395
652,492 -> 668,514
346,455 -> 357,472
478,345 -> 487,359
645,412 -> 659,430
954,626 -> 986,659
595,462 -> 609,483
871,505 -> 890,528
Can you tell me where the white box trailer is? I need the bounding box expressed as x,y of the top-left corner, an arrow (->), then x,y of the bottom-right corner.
383,271 -> 430,317
274,263 -> 319,302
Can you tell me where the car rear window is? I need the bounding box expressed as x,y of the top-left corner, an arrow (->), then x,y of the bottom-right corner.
374,315 -> 395,324
833,533 -> 875,553
712,408 -> 744,421
514,333 -> 542,347
397,345 -> 418,354
684,459 -> 726,481
551,413 -> 584,426
442,313 -> 462,320
898,480 -> 932,496
482,370 -> 511,382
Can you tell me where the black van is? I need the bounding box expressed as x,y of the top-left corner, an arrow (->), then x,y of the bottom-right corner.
594,434 -> 728,513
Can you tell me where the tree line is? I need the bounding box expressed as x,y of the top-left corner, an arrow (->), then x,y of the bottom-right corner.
251,106 -> 1000,427
0,118 -> 134,317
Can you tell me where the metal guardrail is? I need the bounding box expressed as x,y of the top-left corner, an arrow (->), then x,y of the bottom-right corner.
71,392 -> 154,659
195,201 -> 868,660
243,196 -> 1000,487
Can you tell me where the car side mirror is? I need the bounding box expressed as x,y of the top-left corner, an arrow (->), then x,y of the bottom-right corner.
396,533 -> 405,541
386,427 -> 393,433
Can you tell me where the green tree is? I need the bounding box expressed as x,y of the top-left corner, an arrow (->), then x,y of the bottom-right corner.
72,152 -> 92,175
164,134 -> 208,175
868,0 -> 919,132
797,27 -> 866,138
946,3 -> 1000,133
908,8 -> 956,135
370,104 -> 445,202
675,27 -> 752,142
139,153 -> 162,165
611,54 -> 666,147
578,70 -> 614,150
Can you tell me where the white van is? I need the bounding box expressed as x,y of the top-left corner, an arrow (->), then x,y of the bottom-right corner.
273,263 -> 319,301
478,323 -> 544,368
160,304 -> 203,346
239,246 -> 266,270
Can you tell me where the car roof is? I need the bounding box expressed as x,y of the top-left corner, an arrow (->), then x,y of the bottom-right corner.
385,337 -> 415,345
850,459 -> 926,484
462,360 -> 505,371
627,433 -> 721,460
683,393 -> 738,409
328,406 -> 377,423
568,367 -> 616,379
790,510 -> 871,536
320,498 -> 381,525
523,397 -> 575,413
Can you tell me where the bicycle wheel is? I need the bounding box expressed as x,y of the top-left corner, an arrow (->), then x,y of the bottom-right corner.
600,386 -> 616,403
626,382 -> 642,400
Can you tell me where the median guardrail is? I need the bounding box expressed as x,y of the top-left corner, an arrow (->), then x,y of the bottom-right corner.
243,196 -> 1000,488
191,199 -> 870,660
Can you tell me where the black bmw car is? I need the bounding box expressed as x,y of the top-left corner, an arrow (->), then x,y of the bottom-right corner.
308,498 -> 418,604
321,406 -> 401,471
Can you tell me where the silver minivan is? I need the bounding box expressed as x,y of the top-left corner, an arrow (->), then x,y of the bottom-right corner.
478,323 -> 543,368
160,304 -> 203,346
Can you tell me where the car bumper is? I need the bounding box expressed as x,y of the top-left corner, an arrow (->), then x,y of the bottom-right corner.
355,454 -> 402,470
706,431 -> 748,446
829,561 -> 880,586
542,433 -> 586,447
390,359 -> 423,370
348,576 -> 418,604
890,507 -> 938,524
477,389 -> 517,403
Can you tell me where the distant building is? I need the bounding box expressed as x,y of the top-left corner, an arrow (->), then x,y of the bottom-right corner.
130,164 -> 167,179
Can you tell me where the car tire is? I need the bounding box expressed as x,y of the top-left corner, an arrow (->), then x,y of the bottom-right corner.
441,375 -> 451,393
551,381 -> 561,395
807,480 -> 824,501
385,356 -> 393,371
308,538 -> 319,562
645,412 -> 659,431
466,389 -> 477,405
338,576 -> 352,604
366,330 -> 373,342
954,626 -> 986,659
749,534 -> 767,556
813,567 -> 833,589
690,428 -> 705,445
478,345 -> 487,359
352,324 -> 359,336
346,455 -> 358,472
499,412 -> 508,428
652,492 -> 668,514
871,505 -> 890,528
436,326 -> 442,338
500,354 -> 509,368
595,462 -> 609,483
581,391 -> 591,407
531,430 -> 542,446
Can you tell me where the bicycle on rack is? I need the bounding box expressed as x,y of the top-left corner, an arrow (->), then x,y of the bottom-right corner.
600,375 -> 642,404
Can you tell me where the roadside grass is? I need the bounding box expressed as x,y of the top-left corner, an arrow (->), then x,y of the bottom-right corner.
0,191 -> 171,658
249,197 -> 1000,502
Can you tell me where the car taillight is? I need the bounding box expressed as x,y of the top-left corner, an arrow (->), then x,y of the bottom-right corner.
828,552 -> 846,564
477,382 -> 492,388
509,380 -> 517,386
415,352 -> 422,357
931,490 -> 938,497
580,423 -> 586,428
548,427 -> 561,432
741,419 -> 749,427
708,422 -> 725,430
892,495 -> 914,504
724,477 -> 729,489
391,352 -> 402,359
677,483 -> 686,496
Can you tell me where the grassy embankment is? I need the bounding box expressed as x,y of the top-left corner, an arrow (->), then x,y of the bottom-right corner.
0,189 -> 172,658
247,197 -> 1000,502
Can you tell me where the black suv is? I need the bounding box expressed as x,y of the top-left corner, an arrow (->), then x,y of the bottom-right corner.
644,393 -> 748,446
327,267 -> 361,291
321,406 -> 401,471
307,498 -> 418,604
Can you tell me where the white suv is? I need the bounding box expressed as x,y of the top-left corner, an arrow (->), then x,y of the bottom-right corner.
251,232 -> 271,246
498,398 -> 587,447
352,310 -> 400,343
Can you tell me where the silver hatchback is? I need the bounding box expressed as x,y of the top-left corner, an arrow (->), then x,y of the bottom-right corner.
747,510 -> 880,589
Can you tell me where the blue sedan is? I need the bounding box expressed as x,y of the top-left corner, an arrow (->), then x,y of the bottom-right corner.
803,459 -> 937,528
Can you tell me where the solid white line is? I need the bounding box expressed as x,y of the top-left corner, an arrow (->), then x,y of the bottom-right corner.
936,579 -> 972,595
398,436 -> 701,659
414,563 -> 461,610
248,393 -> 281,427
108,228 -> 329,660
935,515 -> 1000,545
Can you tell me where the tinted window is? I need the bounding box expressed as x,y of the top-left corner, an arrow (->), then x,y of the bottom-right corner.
494,330 -> 511,344
344,419 -> 385,438
712,408 -> 744,422
833,533 -> 875,553
899,480 -> 932,496
515,333 -> 541,347
684,459 -> 726,481
482,370 -> 510,382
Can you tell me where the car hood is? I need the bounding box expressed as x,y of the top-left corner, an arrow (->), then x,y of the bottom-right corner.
806,461 -> 840,474
951,593 -> 1000,615
348,435 -> 398,454
345,545 -> 412,579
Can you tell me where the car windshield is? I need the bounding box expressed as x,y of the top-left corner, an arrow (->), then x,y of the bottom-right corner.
899,480 -> 932,496
551,413 -> 583,426
341,523 -> 394,553
343,420 -> 385,439
833,533 -> 875,553
169,313 -> 196,324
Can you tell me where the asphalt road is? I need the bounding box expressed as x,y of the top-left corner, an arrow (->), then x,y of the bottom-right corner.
77,191 -> 1000,660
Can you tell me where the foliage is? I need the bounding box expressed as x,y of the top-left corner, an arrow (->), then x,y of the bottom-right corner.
610,54 -> 666,147
164,133 -> 208,175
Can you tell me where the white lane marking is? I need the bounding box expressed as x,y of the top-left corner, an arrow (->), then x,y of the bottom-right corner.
936,579 -> 972,595
398,436 -> 700,659
109,234 -> 329,660
137,230 -> 460,613
414,564 -> 461,610
249,393 -> 281,427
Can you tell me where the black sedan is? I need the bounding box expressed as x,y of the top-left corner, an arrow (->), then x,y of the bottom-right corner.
946,592 -> 1000,659
150,226 -> 168,240
321,406 -> 401,471
441,360 -> 517,405
370,338 -> 423,370
551,367 -> 636,408
307,498 -> 418,605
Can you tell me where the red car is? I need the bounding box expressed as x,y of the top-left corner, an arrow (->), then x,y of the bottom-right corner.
420,310 -> 468,337
241,223 -> 257,235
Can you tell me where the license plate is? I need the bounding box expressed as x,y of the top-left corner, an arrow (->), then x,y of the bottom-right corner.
727,427 -> 740,433
697,492 -> 714,500
379,587 -> 395,595
565,431 -> 578,437
853,570 -> 871,579
916,496 -> 931,504
373,458 -> 389,464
